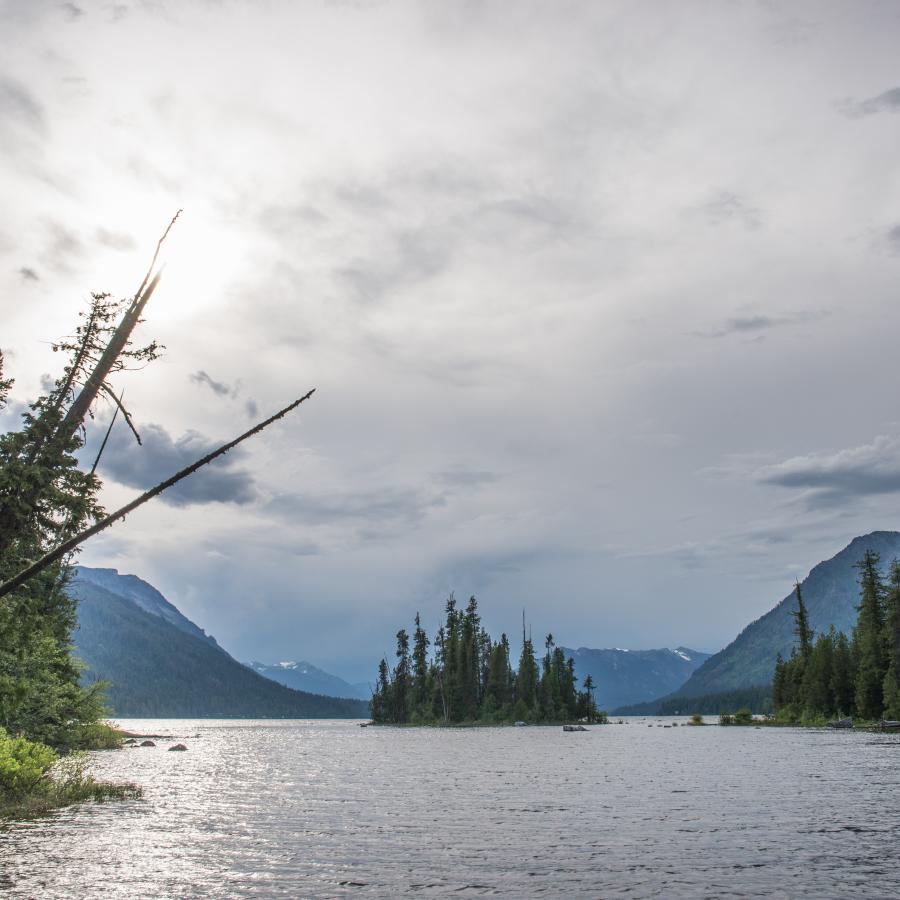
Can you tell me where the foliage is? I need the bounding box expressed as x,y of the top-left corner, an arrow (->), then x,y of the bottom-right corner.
617,685 -> 773,716
0,727 -> 57,799
772,549 -> 900,723
0,727 -> 140,820
690,712 -> 704,725
372,596 -> 603,725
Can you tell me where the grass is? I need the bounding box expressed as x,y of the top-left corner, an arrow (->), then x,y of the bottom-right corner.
0,725 -> 142,822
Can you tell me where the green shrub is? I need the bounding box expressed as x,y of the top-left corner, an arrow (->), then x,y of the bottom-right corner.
719,712 -> 734,725
0,728 -> 57,799
734,707 -> 754,725
690,712 -> 704,726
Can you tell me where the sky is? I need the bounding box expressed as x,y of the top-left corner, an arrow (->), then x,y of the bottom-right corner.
2,0 -> 900,683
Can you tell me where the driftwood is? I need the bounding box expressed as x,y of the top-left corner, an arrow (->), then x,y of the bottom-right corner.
0,389 -> 315,600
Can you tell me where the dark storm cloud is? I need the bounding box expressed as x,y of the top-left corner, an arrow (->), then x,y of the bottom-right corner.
91,420 -> 258,506
840,87 -> 900,118
756,436 -> 900,508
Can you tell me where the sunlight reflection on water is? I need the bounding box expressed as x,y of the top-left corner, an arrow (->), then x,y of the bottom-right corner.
1,719 -> 898,898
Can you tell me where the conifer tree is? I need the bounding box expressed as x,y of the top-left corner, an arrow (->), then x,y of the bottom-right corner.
411,612 -> 430,719
882,560 -> 900,719
392,629 -> 411,723
853,550 -> 886,720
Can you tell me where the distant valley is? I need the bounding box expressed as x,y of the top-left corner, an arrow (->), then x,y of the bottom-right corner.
71,567 -> 370,719
616,530 -> 900,714
247,660 -> 372,701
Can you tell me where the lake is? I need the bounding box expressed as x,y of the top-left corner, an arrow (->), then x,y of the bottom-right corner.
1,718 -> 898,897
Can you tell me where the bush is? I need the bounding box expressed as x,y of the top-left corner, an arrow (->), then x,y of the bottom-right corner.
690,712 -> 704,726
719,712 -> 734,726
734,707 -> 754,725
0,726 -> 141,819
0,728 -> 57,799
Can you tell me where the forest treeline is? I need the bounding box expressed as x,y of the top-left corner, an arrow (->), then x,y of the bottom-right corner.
371,595 -> 605,725
773,550 -> 900,722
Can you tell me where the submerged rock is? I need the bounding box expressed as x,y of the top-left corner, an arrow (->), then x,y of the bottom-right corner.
168,743 -> 188,752
563,724 -> 588,732
140,740 -> 156,747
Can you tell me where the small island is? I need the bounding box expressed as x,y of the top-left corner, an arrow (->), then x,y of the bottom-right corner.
370,595 -> 606,725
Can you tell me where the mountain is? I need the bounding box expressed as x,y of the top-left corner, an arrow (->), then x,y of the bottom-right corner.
632,530 -> 900,707
248,660 -> 372,701
562,646 -> 711,711
70,567 -> 370,718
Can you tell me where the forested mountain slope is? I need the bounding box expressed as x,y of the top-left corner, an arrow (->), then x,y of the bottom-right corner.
70,568 -> 369,718
670,531 -> 900,698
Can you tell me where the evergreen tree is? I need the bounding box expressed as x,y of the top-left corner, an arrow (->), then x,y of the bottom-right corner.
411,613 -> 430,719
772,653 -> 787,709
371,658 -> 391,722
392,629 -> 411,723
830,630 -> 855,717
882,560 -> 900,719
802,632 -> 835,716
514,635 -> 539,721
853,550 -> 887,719
792,581 -> 814,663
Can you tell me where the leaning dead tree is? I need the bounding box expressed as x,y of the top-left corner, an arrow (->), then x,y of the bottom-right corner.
0,390 -> 315,600
0,211 -> 316,597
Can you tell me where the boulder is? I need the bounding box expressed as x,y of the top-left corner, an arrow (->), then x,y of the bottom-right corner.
140,740 -> 156,747
168,743 -> 188,752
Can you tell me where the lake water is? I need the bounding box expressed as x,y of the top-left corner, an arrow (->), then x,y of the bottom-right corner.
1,718 -> 898,898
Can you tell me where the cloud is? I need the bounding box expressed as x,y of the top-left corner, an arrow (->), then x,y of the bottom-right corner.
840,87 -> 900,118
0,77 -> 45,135
886,223 -> 900,255
18,266 -> 39,281
756,436 -> 900,508
61,2 -> 83,20
190,370 -> 234,398
41,221 -> 85,273
89,420 -> 258,506
95,227 -> 136,251
435,467 -> 500,488
190,370 -> 259,417
696,310 -> 827,339
698,192 -> 761,230
267,485 -> 447,530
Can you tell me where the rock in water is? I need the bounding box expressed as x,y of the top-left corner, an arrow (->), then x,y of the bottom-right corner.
140,740 -> 156,747
168,743 -> 188,752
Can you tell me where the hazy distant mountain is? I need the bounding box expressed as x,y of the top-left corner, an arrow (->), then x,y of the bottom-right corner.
671,531 -> 900,698
70,567 -> 369,718
562,646 -> 711,711
248,660 -> 372,701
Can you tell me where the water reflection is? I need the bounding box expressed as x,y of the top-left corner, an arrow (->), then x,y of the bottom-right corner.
1,719 -> 898,897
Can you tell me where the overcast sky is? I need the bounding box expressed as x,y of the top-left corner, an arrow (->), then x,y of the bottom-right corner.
2,0 -> 900,682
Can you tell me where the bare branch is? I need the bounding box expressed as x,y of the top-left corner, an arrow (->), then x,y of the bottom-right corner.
0,389 -> 316,600
98,382 -> 141,446
132,210 -> 181,309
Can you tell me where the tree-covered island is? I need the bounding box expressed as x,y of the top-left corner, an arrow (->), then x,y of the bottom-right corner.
371,594 -> 605,725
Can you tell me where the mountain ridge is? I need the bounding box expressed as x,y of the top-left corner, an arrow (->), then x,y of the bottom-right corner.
70,567 -> 370,718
